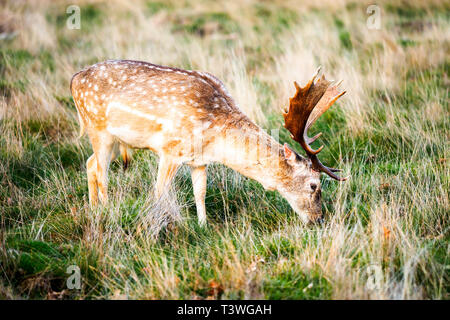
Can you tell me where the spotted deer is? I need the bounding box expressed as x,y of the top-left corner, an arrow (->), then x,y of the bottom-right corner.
70,60 -> 347,226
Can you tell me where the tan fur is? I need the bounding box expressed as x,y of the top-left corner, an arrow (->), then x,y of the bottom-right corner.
71,60 -> 323,225
119,144 -> 131,169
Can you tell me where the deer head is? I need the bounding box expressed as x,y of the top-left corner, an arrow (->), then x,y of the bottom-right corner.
278,68 -> 348,224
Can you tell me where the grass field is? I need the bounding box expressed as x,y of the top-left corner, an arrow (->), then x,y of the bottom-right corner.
0,0 -> 448,299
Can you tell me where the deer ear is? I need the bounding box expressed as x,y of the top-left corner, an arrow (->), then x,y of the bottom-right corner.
283,143 -> 296,162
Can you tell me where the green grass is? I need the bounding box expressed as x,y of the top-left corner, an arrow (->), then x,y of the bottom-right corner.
145,1 -> 173,15
172,12 -> 239,36
263,268 -> 332,299
0,0 -> 448,300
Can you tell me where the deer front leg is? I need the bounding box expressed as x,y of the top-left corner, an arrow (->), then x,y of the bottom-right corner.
190,165 -> 207,226
154,155 -> 180,199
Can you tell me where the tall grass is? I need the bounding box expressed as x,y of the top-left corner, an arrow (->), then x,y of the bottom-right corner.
0,0 -> 448,299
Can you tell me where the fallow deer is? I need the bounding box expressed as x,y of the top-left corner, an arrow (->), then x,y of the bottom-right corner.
70,60 -> 347,225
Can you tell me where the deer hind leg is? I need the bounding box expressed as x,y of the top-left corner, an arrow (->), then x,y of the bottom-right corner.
88,129 -> 116,206
86,154 -> 98,207
119,144 -> 133,170
154,155 -> 180,200
190,165 -> 207,226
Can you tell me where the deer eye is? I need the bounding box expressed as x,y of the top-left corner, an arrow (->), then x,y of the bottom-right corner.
310,183 -> 318,192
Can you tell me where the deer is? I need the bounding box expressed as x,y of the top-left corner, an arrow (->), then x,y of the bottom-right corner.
70,60 -> 347,226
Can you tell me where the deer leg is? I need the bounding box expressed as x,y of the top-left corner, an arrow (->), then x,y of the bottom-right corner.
96,141 -> 116,204
190,165 -> 207,226
154,155 -> 180,199
86,154 -> 98,207
88,130 -> 116,205
119,144 -> 132,170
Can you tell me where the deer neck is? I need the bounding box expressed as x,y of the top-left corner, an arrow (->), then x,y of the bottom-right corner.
211,119 -> 290,191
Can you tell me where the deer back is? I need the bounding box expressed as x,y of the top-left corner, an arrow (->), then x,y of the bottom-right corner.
71,60 -> 247,159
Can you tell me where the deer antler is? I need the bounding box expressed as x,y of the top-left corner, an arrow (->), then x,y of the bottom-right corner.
283,68 -> 348,181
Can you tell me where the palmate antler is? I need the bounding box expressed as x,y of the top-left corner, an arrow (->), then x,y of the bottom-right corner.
283,68 -> 348,181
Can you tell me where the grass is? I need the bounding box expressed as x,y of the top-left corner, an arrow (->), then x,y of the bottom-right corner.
0,0 -> 449,299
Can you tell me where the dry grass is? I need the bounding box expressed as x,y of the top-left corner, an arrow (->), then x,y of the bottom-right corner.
0,0 -> 448,299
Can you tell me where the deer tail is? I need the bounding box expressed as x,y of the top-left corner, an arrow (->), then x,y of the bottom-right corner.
75,108 -> 86,138
70,72 -> 86,138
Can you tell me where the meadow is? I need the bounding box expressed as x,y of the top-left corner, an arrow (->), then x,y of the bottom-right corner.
0,0 -> 448,299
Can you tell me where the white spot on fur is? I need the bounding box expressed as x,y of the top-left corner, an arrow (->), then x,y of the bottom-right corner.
147,132 -> 164,148
106,101 -> 157,122
156,118 -> 174,131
